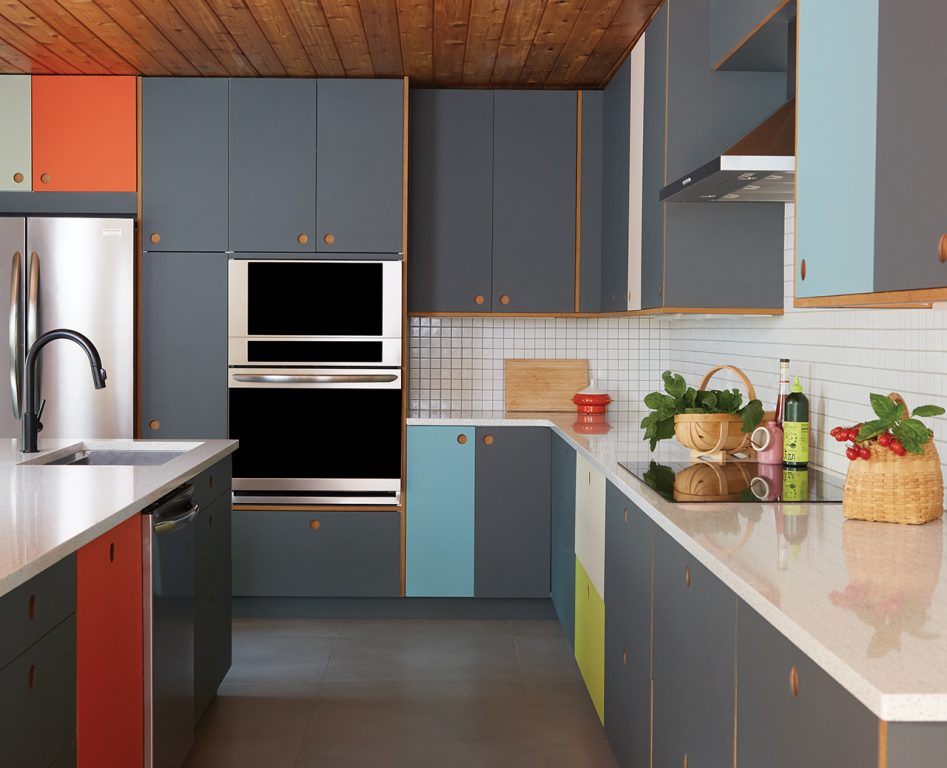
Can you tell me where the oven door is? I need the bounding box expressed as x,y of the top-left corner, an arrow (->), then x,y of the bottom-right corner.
228,368 -> 402,505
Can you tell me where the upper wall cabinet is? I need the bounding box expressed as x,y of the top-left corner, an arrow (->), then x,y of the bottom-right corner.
229,78 -> 317,254
640,0 -> 787,311
142,78 -> 229,252
0,76 -> 31,191
795,0 -> 947,303
409,89 -> 576,314
710,0 -> 796,71
32,76 -> 136,192
316,79 -> 404,254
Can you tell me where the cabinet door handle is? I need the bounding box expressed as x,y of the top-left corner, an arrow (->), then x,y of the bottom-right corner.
939,234 -> 947,264
323,233 -> 335,245
40,173 -> 50,184
624,508 -> 629,524
28,594 -> 35,620
149,419 -> 160,431
800,259 -> 807,281
28,664 -> 35,690
474,294 -> 485,305
684,565 -> 691,588
622,649 -> 628,666
482,434 -> 494,445
790,665 -> 800,697
13,172 -> 23,184
109,542 -> 115,563
456,434 -> 467,445
498,294 -> 510,306
150,233 -> 161,244
297,233 -> 309,245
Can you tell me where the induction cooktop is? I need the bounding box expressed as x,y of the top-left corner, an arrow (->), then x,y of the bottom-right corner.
619,460 -> 845,504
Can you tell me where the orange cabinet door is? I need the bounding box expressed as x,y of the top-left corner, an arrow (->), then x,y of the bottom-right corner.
32,76 -> 137,192
77,513 -> 144,768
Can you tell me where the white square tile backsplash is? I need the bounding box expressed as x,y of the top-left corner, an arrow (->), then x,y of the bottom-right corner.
409,204 -> 947,478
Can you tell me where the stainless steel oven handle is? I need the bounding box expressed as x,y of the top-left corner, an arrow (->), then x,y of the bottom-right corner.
232,373 -> 398,385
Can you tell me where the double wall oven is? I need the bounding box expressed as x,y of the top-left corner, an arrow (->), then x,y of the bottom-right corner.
228,258 -> 403,505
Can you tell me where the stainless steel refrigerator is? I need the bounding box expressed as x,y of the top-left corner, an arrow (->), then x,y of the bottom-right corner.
0,217 -> 134,441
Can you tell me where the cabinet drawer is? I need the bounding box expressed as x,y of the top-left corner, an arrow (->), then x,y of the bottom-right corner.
195,493 -> 231,596
194,569 -> 231,724
0,555 -> 75,669
232,510 -> 401,597
0,615 -> 76,768
191,456 -> 232,511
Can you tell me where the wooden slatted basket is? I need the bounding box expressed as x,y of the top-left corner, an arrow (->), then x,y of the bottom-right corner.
674,365 -> 757,462
843,394 -> 944,525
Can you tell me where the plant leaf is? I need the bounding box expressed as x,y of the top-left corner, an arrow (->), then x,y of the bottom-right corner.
891,422 -> 926,455
913,405 -> 946,418
697,391 -> 718,411
644,392 -> 676,412
662,371 -> 686,400
739,399 -> 764,433
856,419 -> 890,442
870,393 -> 903,420
899,418 -> 932,444
682,387 -> 697,408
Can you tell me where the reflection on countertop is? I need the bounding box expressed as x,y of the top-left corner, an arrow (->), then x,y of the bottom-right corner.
408,408 -> 947,721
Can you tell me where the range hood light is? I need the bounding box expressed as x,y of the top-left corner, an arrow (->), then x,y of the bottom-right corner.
743,185 -> 761,190
723,193 -> 740,199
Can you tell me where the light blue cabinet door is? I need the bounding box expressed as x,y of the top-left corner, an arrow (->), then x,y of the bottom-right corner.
796,0 -> 878,298
406,426 -> 475,597
0,76 -> 30,191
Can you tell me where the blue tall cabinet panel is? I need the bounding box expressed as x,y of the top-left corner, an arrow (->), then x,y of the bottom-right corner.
406,426 -> 476,597
550,434 -> 577,645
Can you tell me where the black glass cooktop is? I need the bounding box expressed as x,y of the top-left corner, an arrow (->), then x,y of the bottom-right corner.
619,460 -> 845,504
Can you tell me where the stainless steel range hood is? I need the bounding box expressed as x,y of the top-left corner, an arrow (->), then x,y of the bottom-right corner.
659,98 -> 795,203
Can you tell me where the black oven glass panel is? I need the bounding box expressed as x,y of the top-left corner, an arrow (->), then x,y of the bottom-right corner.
247,262 -> 383,336
229,387 -> 402,479
247,341 -> 384,363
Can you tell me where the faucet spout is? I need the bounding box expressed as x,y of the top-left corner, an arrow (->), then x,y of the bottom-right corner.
21,329 -> 108,453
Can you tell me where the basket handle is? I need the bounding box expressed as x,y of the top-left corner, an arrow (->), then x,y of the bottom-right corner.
698,365 -> 757,402
887,392 -> 910,419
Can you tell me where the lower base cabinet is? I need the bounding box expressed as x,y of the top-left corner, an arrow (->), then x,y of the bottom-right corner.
736,599 -> 877,767
653,529 -> 736,768
551,435 -> 577,646
195,569 -> 232,722
575,557 -> 605,723
233,510 -> 401,597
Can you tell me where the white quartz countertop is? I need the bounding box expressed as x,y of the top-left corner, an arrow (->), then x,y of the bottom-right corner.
0,437 -> 237,600
409,409 -> 947,722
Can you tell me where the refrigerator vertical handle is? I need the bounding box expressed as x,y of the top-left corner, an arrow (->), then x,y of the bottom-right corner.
9,251 -> 21,419
26,252 -> 39,410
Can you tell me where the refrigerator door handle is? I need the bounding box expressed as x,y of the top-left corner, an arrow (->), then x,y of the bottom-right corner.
9,251 -> 21,419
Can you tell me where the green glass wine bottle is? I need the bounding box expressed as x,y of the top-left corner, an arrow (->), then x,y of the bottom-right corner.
783,378 -> 809,467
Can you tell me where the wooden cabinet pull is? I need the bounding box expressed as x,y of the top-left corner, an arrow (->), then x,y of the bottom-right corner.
622,649 -> 628,666
209,475 -> 214,490
40,173 -> 50,184
28,664 -> 35,690
323,233 -> 335,245
586,583 -> 590,598
499,294 -> 510,305
297,233 -> 309,245
624,508 -> 629,524
800,258 -> 807,281
309,519 -> 321,530
790,665 -> 800,697
109,542 -> 115,563
456,434 -> 467,445
13,172 -> 23,184
148,419 -> 160,431
28,594 -> 35,620
482,434 -> 494,445
474,294 -> 485,305
149,233 -> 161,244
209,512 -> 213,528
939,233 -> 947,263
684,565 -> 691,588
683,753 -> 688,768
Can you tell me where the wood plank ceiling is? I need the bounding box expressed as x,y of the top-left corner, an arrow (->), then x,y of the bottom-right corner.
0,0 -> 661,87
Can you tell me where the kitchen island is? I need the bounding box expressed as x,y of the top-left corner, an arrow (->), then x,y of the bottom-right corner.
409,410 -> 947,765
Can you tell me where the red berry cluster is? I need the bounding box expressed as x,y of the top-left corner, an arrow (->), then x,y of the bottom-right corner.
830,424 -> 906,460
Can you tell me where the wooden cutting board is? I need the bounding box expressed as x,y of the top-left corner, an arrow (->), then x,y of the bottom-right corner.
505,359 -> 590,412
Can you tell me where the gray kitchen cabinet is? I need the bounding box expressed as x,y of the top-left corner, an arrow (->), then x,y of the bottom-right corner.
229,78 -> 317,253
550,434 -> 577,645
640,6 -> 667,311
492,91 -> 576,313
709,0 -> 794,71
194,493 -> 232,600
194,569 -> 231,723
140,252 -> 228,439
316,79 -> 403,254
604,484 -> 653,768
232,510 -> 401,597
601,60 -> 630,312
579,90 -> 603,313
0,615 -> 76,768
652,528 -> 735,767
409,89 -> 494,312
474,427 -> 551,598
886,723 -> 947,767
737,599 -> 877,767
142,77 -> 229,252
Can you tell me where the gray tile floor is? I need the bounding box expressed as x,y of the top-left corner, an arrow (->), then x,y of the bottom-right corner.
185,618 -> 619,767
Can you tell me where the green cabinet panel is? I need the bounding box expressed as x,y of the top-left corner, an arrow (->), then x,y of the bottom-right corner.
574,556 -> 605,724
406,425 -> 476,597
0,76 -> 31,192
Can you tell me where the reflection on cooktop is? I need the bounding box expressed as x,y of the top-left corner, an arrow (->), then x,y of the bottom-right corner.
619,460 -> 845,503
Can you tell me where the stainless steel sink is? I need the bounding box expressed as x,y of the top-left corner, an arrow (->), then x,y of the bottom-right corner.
42,450 -> 185,466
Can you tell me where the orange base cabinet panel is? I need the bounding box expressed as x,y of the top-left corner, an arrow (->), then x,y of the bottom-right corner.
32,76 -> 137,192
77,513 -> 144,768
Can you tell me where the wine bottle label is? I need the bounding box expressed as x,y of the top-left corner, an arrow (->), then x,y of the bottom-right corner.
783,421 -> 809,465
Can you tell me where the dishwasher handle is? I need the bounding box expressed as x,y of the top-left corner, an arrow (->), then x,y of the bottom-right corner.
154,502 -> 200,535
148,484 -> 200,535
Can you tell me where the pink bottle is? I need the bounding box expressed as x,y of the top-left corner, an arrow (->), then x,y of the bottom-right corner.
751,420 -> 784,465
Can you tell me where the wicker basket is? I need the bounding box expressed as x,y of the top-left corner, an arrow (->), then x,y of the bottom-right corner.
842,394 -> 945,525
674,365 -> 757,461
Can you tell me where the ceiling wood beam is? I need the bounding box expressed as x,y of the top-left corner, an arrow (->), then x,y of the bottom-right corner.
490,0 -> 545,87
462,0 -> 505,87
395,0 -> 432,83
